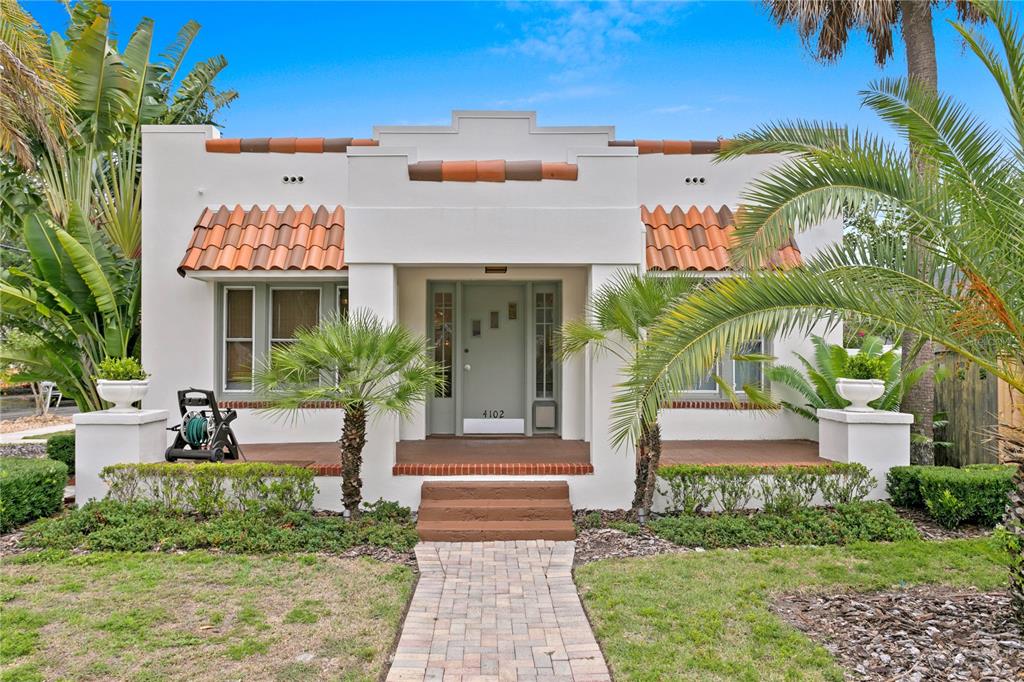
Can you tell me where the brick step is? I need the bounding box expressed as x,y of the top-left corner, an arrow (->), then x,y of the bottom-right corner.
416,519 -> 577,542
417,498 -> 571,522
421,481 -> 569,501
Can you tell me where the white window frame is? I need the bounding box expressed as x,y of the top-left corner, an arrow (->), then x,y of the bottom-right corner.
223,286 -> 255,393
677,337 -> 768,400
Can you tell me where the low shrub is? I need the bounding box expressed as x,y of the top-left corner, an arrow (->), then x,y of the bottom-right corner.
0,458 -> 68,532
101,463 -> 316,517
888,464 -> 1015,527
657,462 -> 876,515
917,465 -> 1015,528
22,500 -> 419,553
886,465 -> 928,508
46,433 -> 75,475
649,502 -> 919,549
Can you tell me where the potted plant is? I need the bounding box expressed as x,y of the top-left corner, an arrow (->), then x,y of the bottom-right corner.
94,357 -> 150,412
835,353 -> 888,412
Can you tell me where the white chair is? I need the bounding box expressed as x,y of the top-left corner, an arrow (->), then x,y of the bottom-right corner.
39,381 -> 62,409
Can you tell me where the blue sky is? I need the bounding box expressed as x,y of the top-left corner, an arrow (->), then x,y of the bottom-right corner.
27,1 -> 1008,140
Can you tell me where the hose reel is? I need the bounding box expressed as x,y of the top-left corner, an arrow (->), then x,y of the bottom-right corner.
181,412 -> 214,448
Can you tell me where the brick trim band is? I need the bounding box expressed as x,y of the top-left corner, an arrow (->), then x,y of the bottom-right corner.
392,462 -> 594,476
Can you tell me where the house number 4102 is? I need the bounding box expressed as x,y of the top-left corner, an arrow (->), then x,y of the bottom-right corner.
482,410 -> 505,418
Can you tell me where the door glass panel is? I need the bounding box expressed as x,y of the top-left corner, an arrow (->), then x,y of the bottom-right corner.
433,291 -> 453,398
338,286 -> 349,317
535,291 -> 555,398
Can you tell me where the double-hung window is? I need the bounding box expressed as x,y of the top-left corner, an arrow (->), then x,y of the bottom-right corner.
681,338 -> 767,399
219,282 -> 348,395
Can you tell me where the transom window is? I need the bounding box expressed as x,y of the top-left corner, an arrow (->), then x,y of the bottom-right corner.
219,282 -> 348,393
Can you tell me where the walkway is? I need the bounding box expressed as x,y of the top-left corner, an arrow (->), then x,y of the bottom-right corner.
386,541 -> 611,682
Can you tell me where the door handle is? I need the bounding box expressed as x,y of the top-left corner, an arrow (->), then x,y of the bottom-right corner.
464,364 -> 472,371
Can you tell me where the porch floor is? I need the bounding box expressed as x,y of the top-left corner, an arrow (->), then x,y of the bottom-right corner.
659,439 -> 826,467
238,437 -> 594,477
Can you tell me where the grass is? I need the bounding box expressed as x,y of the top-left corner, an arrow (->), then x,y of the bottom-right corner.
20,429 -> 74,441
575,537 -> 1009,681
0,551 -> 414,681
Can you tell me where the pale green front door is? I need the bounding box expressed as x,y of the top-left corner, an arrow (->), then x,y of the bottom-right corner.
461,284 -> 526,434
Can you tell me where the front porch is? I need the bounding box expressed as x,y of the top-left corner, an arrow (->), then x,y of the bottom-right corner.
236,438 -> 825,477
238,437 -> 594,476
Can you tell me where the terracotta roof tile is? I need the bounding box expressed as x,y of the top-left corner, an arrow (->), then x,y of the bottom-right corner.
611,139 -> 727,155
205,137 -> 377,153
178,205 -> 345,276
407,160 -> 577,182
642,204 -> 801,271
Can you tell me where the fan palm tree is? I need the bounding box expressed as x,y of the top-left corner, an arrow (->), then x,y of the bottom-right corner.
559,272 -> 699,518
764,0 -> 986,462
255,312 -> 442,518
613,0 -> 1022,624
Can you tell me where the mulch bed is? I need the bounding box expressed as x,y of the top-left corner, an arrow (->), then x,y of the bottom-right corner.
0,414 -> 71,434
574,527 -> 691,564
895,507 -> 993,540
0,443 -> 47,458
773,586 -> 1024,681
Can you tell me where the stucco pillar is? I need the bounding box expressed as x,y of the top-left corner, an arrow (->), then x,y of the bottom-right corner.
572,264 -> 637,509
73,409 -> 169,506
818,408 -> 913,500
347,264 -> 415,507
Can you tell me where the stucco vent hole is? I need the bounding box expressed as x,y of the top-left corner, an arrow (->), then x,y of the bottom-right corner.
282,175 -> 305,184
684,176 -> 707,185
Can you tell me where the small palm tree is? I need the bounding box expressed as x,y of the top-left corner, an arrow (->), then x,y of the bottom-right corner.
255,311 -> 442,518
559,271 -> 698,519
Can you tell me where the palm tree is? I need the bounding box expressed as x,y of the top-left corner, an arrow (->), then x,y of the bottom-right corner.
255,312 -> 442,518
613,0 -> 1021,624
764,0 -> 986,462
559,272 -> 698,519
0,0 -> 75,170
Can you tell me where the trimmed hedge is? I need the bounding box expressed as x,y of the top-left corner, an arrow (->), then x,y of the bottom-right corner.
650,502 -> 919,548
657,462 -> 876,515
887,464 -> 1016,528
22,499 -> 419,553
101,462 -> 316,517
0,458 -> 68,532
46,432 -> 75,475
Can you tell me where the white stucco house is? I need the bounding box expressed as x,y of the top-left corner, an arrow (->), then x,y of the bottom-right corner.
138,110 -> 847,527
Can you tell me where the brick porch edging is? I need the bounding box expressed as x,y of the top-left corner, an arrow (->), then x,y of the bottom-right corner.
392,462 -> 594,476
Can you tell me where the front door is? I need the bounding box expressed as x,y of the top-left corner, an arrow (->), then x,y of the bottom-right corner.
461,284 -> 525,433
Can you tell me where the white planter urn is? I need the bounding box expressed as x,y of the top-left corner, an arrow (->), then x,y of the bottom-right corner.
835,378 -> 885,412
96,380 -> 150,412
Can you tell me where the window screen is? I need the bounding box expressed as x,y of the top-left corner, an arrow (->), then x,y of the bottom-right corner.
224,288 -> 253,390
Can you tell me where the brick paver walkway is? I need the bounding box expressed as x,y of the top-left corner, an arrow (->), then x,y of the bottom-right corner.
386,540 -> 611,681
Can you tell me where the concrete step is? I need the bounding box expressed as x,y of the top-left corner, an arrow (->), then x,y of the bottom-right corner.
417,519 -> 577,542
417,497 -> 571,522
420,481 -> 570,501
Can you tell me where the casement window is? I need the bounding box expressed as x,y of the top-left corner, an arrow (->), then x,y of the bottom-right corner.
218,281 -> 348,394
681,338 -> 766,399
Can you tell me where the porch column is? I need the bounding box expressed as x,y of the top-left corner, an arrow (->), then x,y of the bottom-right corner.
347,264 -> 415,507
818,408 -> 913,500
73,409 -> 169,506
576,264 -> 637,509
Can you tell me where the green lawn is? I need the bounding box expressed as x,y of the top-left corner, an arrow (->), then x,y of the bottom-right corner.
575,538 -> 1009,681
20,429 -> 74,441
0,551 -> 414,682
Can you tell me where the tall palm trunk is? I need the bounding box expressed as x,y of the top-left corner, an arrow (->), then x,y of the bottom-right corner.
641,422 -> 663,518
899,0 -> 938,463
632,428 -> 651,515
1006,464 -> 1024,629
339,401 -> 367,518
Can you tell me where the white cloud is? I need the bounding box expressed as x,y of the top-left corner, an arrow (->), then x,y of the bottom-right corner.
494,2 -> 683,74
493,84 -> 616,107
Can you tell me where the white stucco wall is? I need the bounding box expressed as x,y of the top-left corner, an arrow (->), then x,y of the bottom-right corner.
140,111 -> 845,510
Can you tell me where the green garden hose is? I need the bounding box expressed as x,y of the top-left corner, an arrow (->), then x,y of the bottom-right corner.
183,414 -> 210,448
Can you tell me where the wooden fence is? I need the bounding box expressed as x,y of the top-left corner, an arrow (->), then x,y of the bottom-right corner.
934,351 -> 999,466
